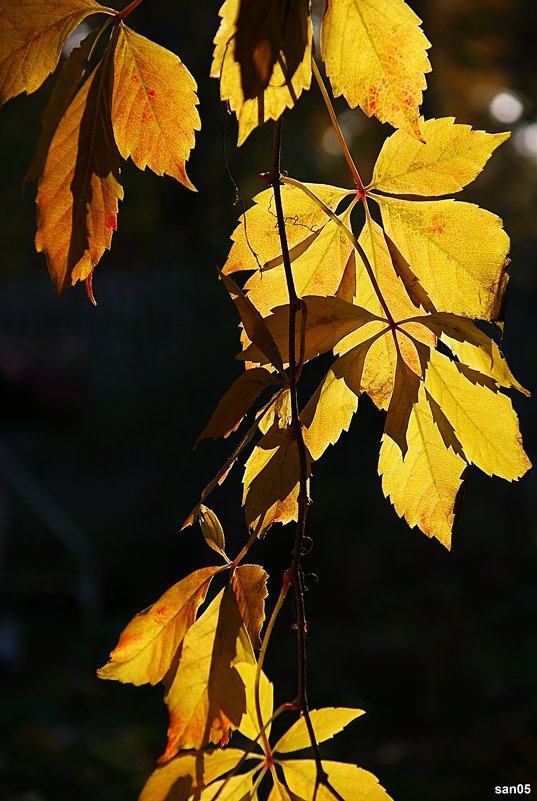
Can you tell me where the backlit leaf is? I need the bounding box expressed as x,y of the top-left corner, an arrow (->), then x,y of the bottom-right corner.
424,350 -> 531,480
211,0 -> 313,145
370,117 -> 510,195
97,566 -> 222,686
321,0 -> 431,138
232,564 -> 269,649
112,23 -> 200,189
139,749 -> 250,801
301,365 -> 358,461
0,0 -> 110,105
378,196 -> 510,319
199,769 -> 258,801
198,505 -> 227,558
161,584 -> 254,759
35,44 -> 123,294
379,385 -> 468,548
275,708 -> 364,753
281,759 -> 393,801
198,367 -> 282,442
243,424 -> 311,535
223,183 -> 350,277
236,661 -> 274,742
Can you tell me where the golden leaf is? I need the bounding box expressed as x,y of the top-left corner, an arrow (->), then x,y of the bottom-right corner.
97,566 -> 222,686
275,708 -> 365,753
301,365 -> 358,461
112,24 -> 200,189
232,564 -> 269,649
35,45 -> 123,294
0,0 -> 109,105
281,759 -> 393,801
211,0 -> 313,144
321,0 -> 431,137
370,117 -> 510,195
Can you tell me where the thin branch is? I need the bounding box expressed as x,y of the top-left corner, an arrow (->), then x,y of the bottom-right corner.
114,0 -> 145,23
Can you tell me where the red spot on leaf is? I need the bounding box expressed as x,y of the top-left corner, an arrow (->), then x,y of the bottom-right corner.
131,73 -> 139,82
153,606 -> 167,617
105,213 -> 117,231
426,225 -> 445,235
147,89 -> 157,100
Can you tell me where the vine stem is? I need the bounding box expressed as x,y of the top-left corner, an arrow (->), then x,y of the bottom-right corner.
312,59 -> 365,194
268,117 -> 330,790
114,0 -> 144,22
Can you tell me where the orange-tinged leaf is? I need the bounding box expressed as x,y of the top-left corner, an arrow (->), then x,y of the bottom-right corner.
424,350 -> 531,481
377,196 -> 510,320
321,0 -> 431,138
112,24 -> 200,190
211,0 -> 313,145
370,117 -> 510,196
275,708 -> 365,753
0,0 -> 110,105
301,365 -> 358,461
161,584 -> 254,759
379,385 -> 468,548
223,183 -> 350,276
198,367 -> 282,443
25,26 -> 100,184
281,759 -> 393,801
243,424 -> 311,535
97,566 -> 222,686
35,47 -> 123,294
139,749 -> 251,801
232,564 -> 268,649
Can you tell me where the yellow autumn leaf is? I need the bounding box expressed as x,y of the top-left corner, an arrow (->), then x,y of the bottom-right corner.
211,0 -> 313,145
199,769 -> 258,801
244,207 -> 356,319
321,0 -> 431,138
112,24 -> 200,190
0,0 -> 110,105
235,662 -> 274,742
35,49 -> 123,294
424,350 -> 531,481
232,564 -> 268,649
161,584 -> 254,760
301,365 -> 358,461
97,566 -> 222,686
268,777 -> 306,801
378,384 -> 468,548
281,759 -> 393,801
370,117 -> 510,195
223,183 -> 350,276
377,195 -> 509,319
139,749 -> 251,801
274,708 -> 364,753
243,424 -> 311,535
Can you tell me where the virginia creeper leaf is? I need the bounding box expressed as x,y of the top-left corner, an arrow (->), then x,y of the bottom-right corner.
377,196 -> 510,320
424,350 -> 531,480
268,778 -> 306,801
199,769 -> 258,801
198,367 -> 282,443
211,0 -> 313,145
240,296 -> 380,366
281,759 -> 393,801
112,23 -> 200,189
275,708 -> 365,754
139,749 -> 251,801
221,273 -> 285,375
378,385 -> 468,547
35,43 -> 123,294
321,0 -> 431,138
25,25 -> 101,184
235,661 -> 274,742
384,353 -> 422,456
370,117 -> 510,196
234,0 -> 309,100
301,365 -> 358,461
0,0 -> 110,105
383,232 -> 436,313
232,564 -> 269,649
161,583 -> 254,759
97,566 -> 222,686
243,424 -> 311,535
223,183 -> 350,277
198,505 -> 227,559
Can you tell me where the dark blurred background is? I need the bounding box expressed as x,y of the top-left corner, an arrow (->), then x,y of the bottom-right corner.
0,1 -> 536,799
